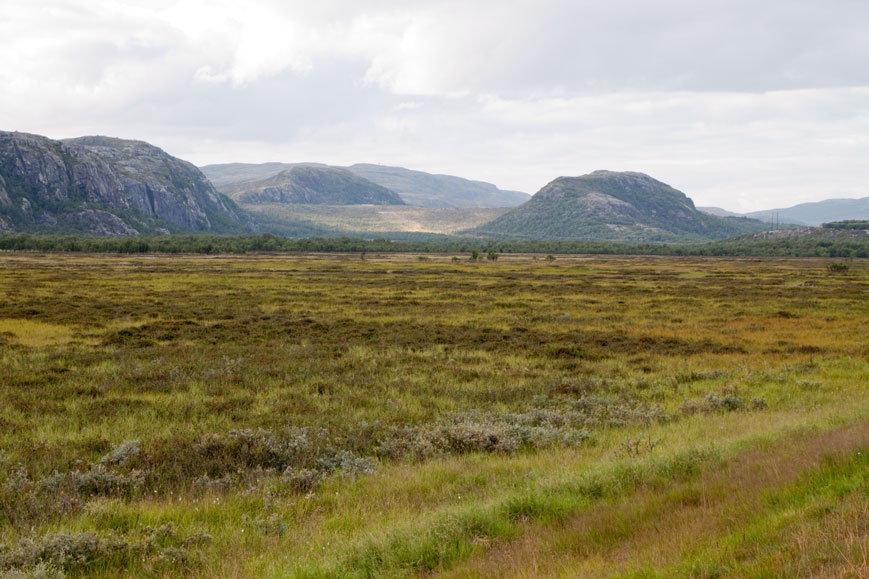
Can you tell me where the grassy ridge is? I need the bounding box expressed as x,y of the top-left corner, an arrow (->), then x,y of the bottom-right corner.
0,253 -> 866,577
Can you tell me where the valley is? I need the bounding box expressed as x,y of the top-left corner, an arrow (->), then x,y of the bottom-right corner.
244,203 -> 510,235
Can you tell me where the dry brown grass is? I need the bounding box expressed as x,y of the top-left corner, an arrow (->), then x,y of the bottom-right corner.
781,493 -> 869,578
440,421 -> 869,578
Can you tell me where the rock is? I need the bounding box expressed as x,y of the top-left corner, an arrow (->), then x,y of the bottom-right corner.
0,131 -> 248,235
0,173 -> 10,206
61,210 -> 139,236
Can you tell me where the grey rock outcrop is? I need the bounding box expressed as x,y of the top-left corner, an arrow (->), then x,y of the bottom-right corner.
0,131 -> 246,235
60,210 -> 141,236
0,173 -> 10,207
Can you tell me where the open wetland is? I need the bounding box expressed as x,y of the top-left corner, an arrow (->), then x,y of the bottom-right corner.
0,253 -> 866,577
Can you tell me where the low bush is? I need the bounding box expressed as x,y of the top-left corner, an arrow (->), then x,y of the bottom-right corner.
0,524 -> 211,576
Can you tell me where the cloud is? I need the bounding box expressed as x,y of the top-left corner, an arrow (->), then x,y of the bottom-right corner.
356,0 -> 869,95
1,0 -> 868,212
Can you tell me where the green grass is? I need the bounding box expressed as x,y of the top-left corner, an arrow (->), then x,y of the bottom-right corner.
0,253 -> 866,577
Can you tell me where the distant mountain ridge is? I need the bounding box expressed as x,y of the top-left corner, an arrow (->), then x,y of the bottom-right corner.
200,162 -> 530,208
474,170 -> 772,242
221,165 -> 405,206
0,131 -> 246,235
745,197 -> 869,226
198,162 -> 326,188
699,198 -> 869,226
697,206 -> 744,218
346,164 -> 530,207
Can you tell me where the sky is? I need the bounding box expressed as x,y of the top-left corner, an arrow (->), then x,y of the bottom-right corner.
1,0 -> 868,212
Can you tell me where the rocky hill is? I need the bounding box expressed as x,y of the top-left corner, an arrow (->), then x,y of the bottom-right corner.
473,171 -> 773,242
220,165 -> 406,205
0,132 -> 246,235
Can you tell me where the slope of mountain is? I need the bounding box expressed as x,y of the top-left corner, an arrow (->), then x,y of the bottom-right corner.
345,164 -> 530,207
745,197 -> 869,226
0,132 -> 246,235
220,165 -> 405,205
473,170 -> 772,242
200,162 -> 530,207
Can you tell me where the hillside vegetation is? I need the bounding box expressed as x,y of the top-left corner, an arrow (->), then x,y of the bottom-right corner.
0,253 -> 866,577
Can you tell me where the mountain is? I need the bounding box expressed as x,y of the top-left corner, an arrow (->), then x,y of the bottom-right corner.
199,162 -> 325,188
0,132 -> 246,235
698,206 -> 744,218
473,170 -> 772,242
200,162 -> 530,207
220,165 -> 405,205
745,197 -> 869,226
345,164 -> 530,207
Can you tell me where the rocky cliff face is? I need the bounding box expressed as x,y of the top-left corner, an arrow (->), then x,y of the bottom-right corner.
0,132 -> 246,235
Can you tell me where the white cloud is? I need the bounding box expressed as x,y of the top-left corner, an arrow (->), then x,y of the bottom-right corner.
1,0 -> 868,212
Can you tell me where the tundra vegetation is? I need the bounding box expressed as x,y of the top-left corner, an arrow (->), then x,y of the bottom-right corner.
0,253 -> 866,577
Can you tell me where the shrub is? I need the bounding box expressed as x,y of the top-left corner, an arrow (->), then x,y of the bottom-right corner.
680,393 -> 750,415
99,440 -> 140,467
0,561 -> 66,578
281,468 -> 323,493
376,406 -> 596,461
751,397 -> 768,410
0,526 -> 211,576
316,451 -> 377,478
443,420 -> 519,453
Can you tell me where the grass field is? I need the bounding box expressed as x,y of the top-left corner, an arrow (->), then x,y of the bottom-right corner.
0,252 -> 866,577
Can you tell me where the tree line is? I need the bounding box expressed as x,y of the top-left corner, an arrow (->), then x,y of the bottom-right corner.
0,232 -> 866,258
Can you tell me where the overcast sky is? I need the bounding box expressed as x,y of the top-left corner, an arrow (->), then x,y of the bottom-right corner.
2,0 -> 868,211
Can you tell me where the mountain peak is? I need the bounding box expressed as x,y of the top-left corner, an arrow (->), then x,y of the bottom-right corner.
535,171 -> 694,210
